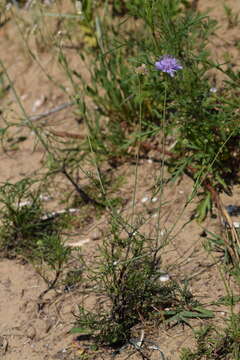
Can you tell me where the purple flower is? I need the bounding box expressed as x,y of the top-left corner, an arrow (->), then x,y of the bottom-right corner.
155,55 -> 183,77
210,87 -> 217,93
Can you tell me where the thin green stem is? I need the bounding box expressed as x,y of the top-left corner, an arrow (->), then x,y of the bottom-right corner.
156,82 -> 167,243
0,58 -> 50,154
131,76 -> 142,227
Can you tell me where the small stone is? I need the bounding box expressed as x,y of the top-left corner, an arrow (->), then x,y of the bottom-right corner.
32,95 -> 46,112
159,274 -> 170,282
68,239 -> 90,247
141,196 -> 149,203
151,197 -> 158,203
233,222 -> 240,228
39,194 -> 52,202
19,200 -> 31,207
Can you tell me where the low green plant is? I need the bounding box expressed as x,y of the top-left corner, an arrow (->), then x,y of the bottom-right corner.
204,228 -> 240,280
2,1 -> 240,357
72,220 -> 212,346
72,220 -> 165,345
35,233 -> 73,302
0,179 -> 61,260
0,178 -> 78,301
67,0 -> 240,223
18,0 -> 239,226
223,4 -> 239,29
180,314 -> 240,359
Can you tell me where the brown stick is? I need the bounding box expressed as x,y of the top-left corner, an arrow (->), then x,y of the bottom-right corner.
49,130 -> 85,139
29,102 -> 74,122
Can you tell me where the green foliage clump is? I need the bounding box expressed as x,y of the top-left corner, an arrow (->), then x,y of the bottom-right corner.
70,0 -> 240,221
0,179 -> 66,263
72,221 -> 212,346
181,315 -> 240,360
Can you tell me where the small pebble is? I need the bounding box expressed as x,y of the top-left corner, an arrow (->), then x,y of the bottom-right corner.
233,222 -> 240,228
141,196 -> 149,203
68,208 -> 78,214
39,194 -> 52,202
159,274 -> 170,282
32,95 -> 46,112
68,239 -> 90,247
151,197 -> 158,203
19,200 -> 31,207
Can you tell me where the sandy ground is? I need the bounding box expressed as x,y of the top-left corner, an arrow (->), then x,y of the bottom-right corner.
1,1 -> 240,359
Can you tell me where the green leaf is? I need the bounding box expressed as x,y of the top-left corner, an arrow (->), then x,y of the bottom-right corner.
180,309 -> 213,319
196,192 -> 211,223
193,307 -> 214,317
0,128 -> 6,136
70,327 -> 93,335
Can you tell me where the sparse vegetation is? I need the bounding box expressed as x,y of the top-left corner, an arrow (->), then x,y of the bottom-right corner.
1,0 -> 240,359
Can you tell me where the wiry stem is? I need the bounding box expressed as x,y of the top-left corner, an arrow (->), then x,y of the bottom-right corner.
61,166 -> 105,208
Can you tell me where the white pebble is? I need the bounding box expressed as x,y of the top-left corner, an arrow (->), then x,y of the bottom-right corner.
159,274 -> 170,282
233,222 -> 240,228
39,194 -> 52,202
32,95 -> 46,112
68,239 -> 90,247
18,200 -> 31,207
141,196 -> 149,203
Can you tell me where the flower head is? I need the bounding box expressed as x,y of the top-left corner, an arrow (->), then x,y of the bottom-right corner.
155,55 -> 183,77
210,87 -> 217,93
135,63 -> 148,75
